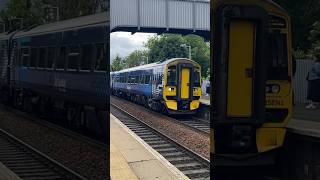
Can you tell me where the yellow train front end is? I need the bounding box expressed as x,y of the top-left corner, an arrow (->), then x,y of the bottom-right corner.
162,58 -> 202,114
211,0 -> 292,165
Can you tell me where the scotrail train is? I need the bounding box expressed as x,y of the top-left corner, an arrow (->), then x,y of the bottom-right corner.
211,0 -> 293,167
111,58 -> 202,114
0,12 -> 109,137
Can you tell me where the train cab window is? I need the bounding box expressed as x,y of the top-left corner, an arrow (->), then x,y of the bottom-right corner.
167,66 -> 177,86
30,48 -> 38,68
194,70 -> 200,87
95,43 -> 107,71
47,47 -> 55,69
67,46 -> 79,70
38,48 -> 47,68
21,48 -> 30,67
56,47 -> 66,70
145,75 -> 150,84
81,44 -> 94,71
267,32 -> 289,80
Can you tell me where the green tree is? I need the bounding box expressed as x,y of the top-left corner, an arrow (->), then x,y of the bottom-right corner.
184,35 -> 210,78
274,0 -> 320,50
123,50 -> 148,68
145,34 -> 188,63
309,21 -> 320,58
111,55 -> 125,71
0,0 -> 46,29
0,0 -> 104,30
145,34 -> 210,78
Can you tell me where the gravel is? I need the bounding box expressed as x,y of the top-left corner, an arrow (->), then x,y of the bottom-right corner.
111,96 -> 210,159
0,105 -> 108,180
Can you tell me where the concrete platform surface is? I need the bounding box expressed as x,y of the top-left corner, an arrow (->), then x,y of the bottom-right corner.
293,105 -> 320,122
200,95 -> 210,106
288,119 -> 320,138
0,162 -> 21,180
110,114 -> 188,180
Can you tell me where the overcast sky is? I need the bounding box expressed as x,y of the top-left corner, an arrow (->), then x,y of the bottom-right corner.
110,32 -> 155,63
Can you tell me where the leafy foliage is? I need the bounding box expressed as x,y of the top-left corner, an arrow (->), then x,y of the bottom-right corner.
309,21 -> 320,59
145,34 -> 188,63
273,0 -> 320,50
0,0 -> 46,28
123,49 -> 148,68
0,0 -> 106,30
145,34 -> 210,78
111,55 -> 125,72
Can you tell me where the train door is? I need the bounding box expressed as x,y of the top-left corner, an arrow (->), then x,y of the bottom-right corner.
180,67 -> 190,99
227,20 -> 254,117
212,4 -> 268,154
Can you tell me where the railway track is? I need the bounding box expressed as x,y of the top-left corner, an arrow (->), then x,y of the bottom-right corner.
0,128 -> 86,180
0,104 -> 107,150
111,95 -> 210,135
176,117 -> 210,135
111,103 -> 210,180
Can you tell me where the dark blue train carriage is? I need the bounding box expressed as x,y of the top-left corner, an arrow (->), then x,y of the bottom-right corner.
111,58 -> 202,114
0,12 -> 109,136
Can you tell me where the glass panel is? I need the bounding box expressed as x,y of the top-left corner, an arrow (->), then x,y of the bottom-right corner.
194,70 -> 200,87
95,43 -> 107,71
81,44 -> 94,70
267,33 -> 288,80
167,66 -> 177,86
56,47 -> 66,69
30,48 -> 38,67
145,75 -> 150,84
47,47 -> 55,69
38,48 -> 46,68
21,48 -> 29,67
67,46 -> 79,70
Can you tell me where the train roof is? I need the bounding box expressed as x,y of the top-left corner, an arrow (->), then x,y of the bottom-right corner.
213,0 -> 287,14
111,58 -> 199,74
14,11 -> 109,38
0,31 -> 16,41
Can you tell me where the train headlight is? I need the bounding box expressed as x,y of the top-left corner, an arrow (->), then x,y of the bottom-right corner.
265,86 -> 270,93
271,85 -> 280,93
168,87 -> 174,91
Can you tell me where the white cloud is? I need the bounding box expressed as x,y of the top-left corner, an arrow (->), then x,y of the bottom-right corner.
110,32 -> 155,62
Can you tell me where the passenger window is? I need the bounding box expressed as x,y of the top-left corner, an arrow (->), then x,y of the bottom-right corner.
21,48 -> 30,67
157,74 -> 162,84
81,44 -> 94,70
67,46 -> 79,70
47,47 -> 55,69
140,75 -> 144,84
13,49 -> 19,66
0,49 -> 3,65
56,47 -> 66,69
38,48 -> 46,68
145,75 -> 150,84
30,48 -> 38,67
95,43 -> 107,71
167,66 -> 177,86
